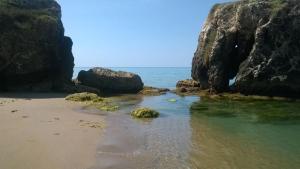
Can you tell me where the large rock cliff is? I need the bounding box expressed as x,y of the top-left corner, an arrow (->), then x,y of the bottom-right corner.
0,0 -> 74,91
192,0 -> 300,97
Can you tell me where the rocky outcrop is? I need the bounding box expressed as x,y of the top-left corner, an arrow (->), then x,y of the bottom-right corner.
139,86 -> 170,96
0,0 -> 74,91
176,79 -> 203,93
192,0 -> 300,97
78,68 -> 144,94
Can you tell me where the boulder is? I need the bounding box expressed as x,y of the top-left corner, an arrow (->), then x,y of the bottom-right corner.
78,67 -> 144,94
0,0 -> 74,91
192,0 -> 300,97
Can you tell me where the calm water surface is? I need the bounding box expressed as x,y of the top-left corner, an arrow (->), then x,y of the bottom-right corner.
75,67 -> 300,169
74,67 -> 191,89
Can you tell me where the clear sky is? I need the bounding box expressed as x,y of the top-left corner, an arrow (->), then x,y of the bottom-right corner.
58,0 -> 230,67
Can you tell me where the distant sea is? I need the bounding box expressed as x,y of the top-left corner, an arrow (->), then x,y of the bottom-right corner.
73,67 -> 191,89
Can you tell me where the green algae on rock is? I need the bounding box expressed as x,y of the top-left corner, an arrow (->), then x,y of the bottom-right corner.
65,93 -> 119,112
168,99 -> 177,102
93,103 -> 119,112
65,92 -> 104,102
131,108 -> 160,118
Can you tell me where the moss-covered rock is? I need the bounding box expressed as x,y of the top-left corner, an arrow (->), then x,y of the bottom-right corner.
131,108 -> 160,118
65,92 -> 104,102
65,93 -> 119,112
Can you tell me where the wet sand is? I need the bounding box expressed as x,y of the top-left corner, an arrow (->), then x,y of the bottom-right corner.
0,93 -> 105,169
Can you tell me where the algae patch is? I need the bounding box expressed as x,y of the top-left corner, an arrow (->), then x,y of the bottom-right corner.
190,98 -> 300,123
131,108 -> 160,118
168,99 -> 177,102
65,93 -> 119,112
65,93 -> 104,102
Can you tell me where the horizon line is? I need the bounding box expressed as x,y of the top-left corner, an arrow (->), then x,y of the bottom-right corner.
74,66 -> 192,68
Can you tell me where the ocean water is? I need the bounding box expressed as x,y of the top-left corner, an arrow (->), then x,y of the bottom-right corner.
73,67 -> 191,89
74,67 -> 300,169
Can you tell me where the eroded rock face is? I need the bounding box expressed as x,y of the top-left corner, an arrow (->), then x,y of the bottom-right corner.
78,68 -> 144,94
0,0 -> 74,91
192,0 -> 300,97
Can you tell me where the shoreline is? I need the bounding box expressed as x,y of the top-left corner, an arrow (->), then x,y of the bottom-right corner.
0,93 -> 105,169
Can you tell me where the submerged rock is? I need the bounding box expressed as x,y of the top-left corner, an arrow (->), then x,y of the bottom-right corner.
168,99 -> 177,102
192,0 -> 300,97
78,67 -> 144,94
131,108 -> 160,118
0,0 -> 74,91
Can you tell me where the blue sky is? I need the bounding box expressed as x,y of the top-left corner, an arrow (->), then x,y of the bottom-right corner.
58,0 -> 230,67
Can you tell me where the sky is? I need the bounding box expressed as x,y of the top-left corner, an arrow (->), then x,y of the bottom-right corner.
58,0 -> 230,67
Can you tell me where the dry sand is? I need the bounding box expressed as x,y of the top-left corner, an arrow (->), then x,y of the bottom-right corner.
0,93 -> 105,169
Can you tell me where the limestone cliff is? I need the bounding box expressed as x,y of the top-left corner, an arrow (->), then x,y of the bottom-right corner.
0,0 -> 74,91
192,0 -> 300,97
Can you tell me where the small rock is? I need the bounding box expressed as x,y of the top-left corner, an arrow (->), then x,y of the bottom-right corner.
131,108 -> 160,118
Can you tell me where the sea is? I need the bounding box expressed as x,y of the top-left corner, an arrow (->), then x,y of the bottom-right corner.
73,67 -> 191,89
74,67 -> 300,169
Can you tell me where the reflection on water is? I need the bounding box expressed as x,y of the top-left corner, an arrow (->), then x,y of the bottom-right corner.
89,94 -> 300,169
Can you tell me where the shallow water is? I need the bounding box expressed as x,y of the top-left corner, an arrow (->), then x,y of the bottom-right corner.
86,93 -> 300,169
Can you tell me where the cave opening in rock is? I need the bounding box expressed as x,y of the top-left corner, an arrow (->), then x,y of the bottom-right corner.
227,32 -> 255,89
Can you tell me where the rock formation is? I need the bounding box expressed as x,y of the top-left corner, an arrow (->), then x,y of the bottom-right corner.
139,86 -> 170,96
78,68 -> 144,94
192,0 -> 300,97
176,79 -> 202,93
0,0 -> 74,91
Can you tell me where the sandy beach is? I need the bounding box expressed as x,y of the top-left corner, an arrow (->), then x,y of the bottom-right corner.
0,93 -> 105,169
